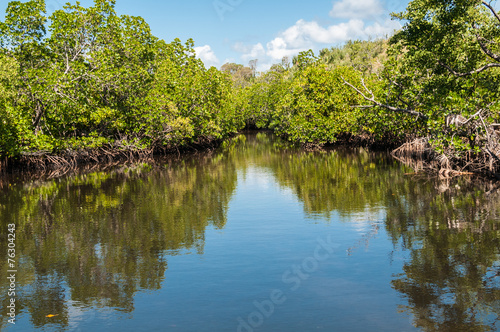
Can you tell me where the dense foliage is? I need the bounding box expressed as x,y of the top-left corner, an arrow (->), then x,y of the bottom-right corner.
2,0 -> 500,176
229,0 -> 500,175
0,0 -> 242,165
229,44 -> 423,148
385,0 -> 500,174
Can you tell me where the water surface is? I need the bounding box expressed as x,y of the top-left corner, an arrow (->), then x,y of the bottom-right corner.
0,132 -> 499,331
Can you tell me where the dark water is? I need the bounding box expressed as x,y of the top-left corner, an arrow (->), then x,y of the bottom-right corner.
0,132 -> 499,332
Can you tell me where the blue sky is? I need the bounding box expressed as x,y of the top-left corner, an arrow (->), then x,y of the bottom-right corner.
2,0 -> 411,71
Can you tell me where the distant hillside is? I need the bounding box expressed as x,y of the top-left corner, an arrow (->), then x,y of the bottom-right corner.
319,39 -> 388,74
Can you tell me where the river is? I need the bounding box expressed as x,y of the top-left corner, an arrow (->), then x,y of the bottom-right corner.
0,132 -> 498,331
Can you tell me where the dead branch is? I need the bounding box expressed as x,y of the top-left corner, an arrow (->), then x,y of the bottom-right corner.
437,60 -> 500,77
341,77 -> 428,120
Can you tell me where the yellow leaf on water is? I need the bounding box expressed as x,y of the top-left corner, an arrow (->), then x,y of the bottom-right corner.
46,314 -> 59,318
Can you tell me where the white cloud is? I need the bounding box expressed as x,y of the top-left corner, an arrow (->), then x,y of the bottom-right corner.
241,43 -> 266,62
330,0 -> 384,19
261,18 -> 400,61
266,37 -> 307,61
277,19 -> 366,49
193,45 -> 220,67
232,0 -> 401,72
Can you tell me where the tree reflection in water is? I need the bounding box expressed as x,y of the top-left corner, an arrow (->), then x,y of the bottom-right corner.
0,132 -> 498,331
0,153 -> 238,329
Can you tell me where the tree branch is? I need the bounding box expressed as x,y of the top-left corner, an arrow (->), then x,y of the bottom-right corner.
482,0 -> 500,24
471,21 -> 500,63
351,105 -> 377,109
341,77 -> 428,120
437,60 -> 500,77
438,15 -> 500,77
388,78 -> 412,108
476,35 -> 500,62
461,102 -> 495,125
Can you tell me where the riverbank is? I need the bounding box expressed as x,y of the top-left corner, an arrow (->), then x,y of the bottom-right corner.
2,0 -> 500,185
0,136 -> 225,176
2,129 -> 499,184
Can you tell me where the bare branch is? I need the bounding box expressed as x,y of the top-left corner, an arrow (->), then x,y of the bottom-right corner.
462,109 -> 483,125
53,85 -> 78,104
461,102 -> 495,125
393,81 -> 412,108
480,114 -> 493,145
438,60 -> 500,77
351,105 -> 377,109
360,78 -> 375,100
341,77 -> 428,120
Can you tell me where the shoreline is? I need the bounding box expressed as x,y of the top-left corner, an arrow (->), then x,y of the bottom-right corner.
0,137 -> 224,177
1,130 -> 499,182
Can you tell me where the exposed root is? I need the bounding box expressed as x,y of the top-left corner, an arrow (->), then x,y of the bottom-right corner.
301,142 -> 323,151
438,168 -> 475,179
392,137 -> 434,160
0,158 -> 8,174
392,137 -> 500,180
4,137 -> 222,176
20,146 -> 152,172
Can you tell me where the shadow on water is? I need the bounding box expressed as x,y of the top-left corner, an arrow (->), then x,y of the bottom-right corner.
0,132 -> 498,331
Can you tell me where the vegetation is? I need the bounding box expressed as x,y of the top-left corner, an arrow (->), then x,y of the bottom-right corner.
1,0 -> 500,178
320,39 -> 388,74
382,0 -> 500,176
1,0 -> 498,328
226,1 -> 500,177
0,0 -> 243,170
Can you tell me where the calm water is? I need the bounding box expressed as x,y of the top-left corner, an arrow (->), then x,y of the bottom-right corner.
0,132 -> 499,332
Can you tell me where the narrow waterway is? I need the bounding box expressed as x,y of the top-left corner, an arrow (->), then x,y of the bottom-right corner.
0,132 -> 498,331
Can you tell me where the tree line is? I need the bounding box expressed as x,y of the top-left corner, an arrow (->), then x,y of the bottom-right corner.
0,0 -> 243,169
228,0 -> 500,177
1,0 -> 500,177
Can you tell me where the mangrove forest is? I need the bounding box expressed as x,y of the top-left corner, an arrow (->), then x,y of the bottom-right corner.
0,0 -> 500,178
0,1 -> 500,331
